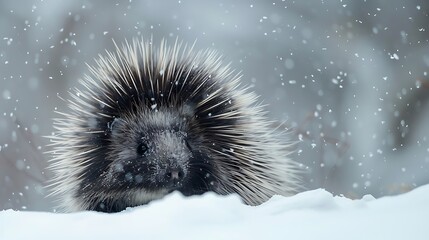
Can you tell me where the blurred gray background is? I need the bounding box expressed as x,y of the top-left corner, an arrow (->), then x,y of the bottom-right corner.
1,0 -> 429,211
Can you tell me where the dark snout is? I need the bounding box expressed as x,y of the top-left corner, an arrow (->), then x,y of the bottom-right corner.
164,166 -> 186,188
148,130 -> 192,189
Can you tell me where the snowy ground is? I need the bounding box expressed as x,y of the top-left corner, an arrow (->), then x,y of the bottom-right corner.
1,185 -> 427,240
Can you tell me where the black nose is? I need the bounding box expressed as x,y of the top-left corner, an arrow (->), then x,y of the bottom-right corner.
165,168 -> 185,186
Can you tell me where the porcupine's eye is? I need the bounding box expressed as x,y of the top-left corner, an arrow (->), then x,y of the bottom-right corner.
137,143 -> 148,155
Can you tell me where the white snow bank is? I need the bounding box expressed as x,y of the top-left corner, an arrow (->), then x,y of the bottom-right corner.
1,185 -> 427,240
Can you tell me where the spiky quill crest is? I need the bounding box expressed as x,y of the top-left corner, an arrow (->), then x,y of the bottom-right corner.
48,38 -> 299,212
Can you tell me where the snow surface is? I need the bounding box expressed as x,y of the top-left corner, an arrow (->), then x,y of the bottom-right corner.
1,185 -> 427,240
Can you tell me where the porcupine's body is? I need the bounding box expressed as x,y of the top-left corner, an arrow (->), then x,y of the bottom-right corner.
48,39 -> 299,212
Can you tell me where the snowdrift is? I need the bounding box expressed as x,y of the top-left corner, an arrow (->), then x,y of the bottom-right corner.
1,185 -> 427,240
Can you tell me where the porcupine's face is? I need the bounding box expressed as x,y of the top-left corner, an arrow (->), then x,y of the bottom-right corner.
108,110 -> 189,189
110,117 -> 189,188
90,105 -> 216,211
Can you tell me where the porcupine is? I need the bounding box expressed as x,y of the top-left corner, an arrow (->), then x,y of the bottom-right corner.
48,38 -> 300,212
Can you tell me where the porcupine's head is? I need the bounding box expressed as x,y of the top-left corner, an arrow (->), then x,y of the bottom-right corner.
48,38 -> 299,212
